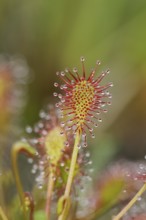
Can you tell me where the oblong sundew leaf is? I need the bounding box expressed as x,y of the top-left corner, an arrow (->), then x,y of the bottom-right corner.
44,126 -> 66,167
76,177 -> 125,220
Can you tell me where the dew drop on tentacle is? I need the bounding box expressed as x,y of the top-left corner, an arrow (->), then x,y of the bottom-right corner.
105,91 -> 110,95
60,131 -> 64,136
34,164 -> 38,171
61,71 -> 65,76
94,123 -> 98,127
55,103 -> 59,108
59,114 -> 64,119
60,162 -> 65,167
65,166 -> 69,172
58,94 -> 62,99
103,109 -> 108,113
26,126 -> 32,134
89,168 -> 94,173
45,114 -> 51,120
78,145 -> 81,150
52,176 -> 56,182
106,69 -> 110,74
65,141 -> 69,147
60,85 -> 64,90
107,101 -> 112,105
137,196 -> 142,201
86,119 -> 90,124
31,138 -> 39,144
88,160 -> 93,165
38,184 -> 43,189
139,164 -> 144,170
98,118 -> 102,123
73,67 -> 78,73
108,95 -> 112,99
89,60 -> 101,79
38,122 -> 44,128
71,80 -> 75,85
39,110 -> 46,119
91,134 -> 95,139
42,130 -> 48,136
80,56 -> 86,78
109,82 -> 114,87
61,98 -> 65,103
83,143 -> 87,148
96,60 -> 101,65
58,177 -> 63,183
89,128 -> 93,132
80,56 -> 85,62
60,122 -> 65,127
65,68 -> 69,73
28,158 -> 33,164
31,168 -> 36,174
54,82 -> 59,87
53,92 -> 58,97
85,152 -> 90,158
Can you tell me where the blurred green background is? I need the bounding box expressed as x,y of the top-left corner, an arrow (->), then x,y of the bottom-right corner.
1,0 -> 146,163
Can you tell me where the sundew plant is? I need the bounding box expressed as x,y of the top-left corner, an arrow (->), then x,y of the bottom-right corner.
1,58 -> 146,220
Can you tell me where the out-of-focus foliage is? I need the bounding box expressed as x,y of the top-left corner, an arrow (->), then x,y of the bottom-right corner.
1,1 -> 146,220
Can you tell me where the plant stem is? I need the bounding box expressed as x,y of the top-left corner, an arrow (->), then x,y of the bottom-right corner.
45,171 -> 55,220
64,129 -> 80,198
11,142 -> 36,220
58,129 -> 81,220
11,145 -> 27,220
113,183 -> 146,220
0,206 -> 8,220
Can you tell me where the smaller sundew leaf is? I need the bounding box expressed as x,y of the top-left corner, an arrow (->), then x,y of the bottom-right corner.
44,126 -> 66,166
99,178 -> 125,205
27,105 -> 73,172
76,178 -> 125,220
93,178 -> 125,218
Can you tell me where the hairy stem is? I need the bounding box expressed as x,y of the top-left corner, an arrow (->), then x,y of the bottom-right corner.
113,183 -> 146,220
58,129 -> 81,220
64,130 -> 80,198
45,171 -> 55,220
0,206 -> 8,220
